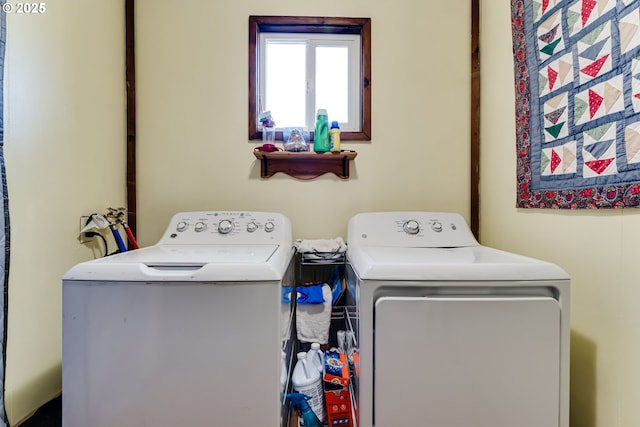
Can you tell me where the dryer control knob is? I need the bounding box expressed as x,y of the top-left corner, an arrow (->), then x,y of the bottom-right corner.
264,221 -> 275,232
194,221 -> 207,232
176,221 -> 188,232
246,221 -> 258,233
431,221 -> 443,232
403,220 -> 420,234
218,219 -> 233,234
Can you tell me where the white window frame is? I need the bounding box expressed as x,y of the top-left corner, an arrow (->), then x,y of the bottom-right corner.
258,33 -> 361,132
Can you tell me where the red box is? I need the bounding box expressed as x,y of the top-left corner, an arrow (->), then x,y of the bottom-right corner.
324,349 -> 349,387
325,388 -> 352,427
323,349 -> 353,427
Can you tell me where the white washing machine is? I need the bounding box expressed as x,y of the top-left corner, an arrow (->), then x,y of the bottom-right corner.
346,212 -> 570,427
62,211 -> 295,427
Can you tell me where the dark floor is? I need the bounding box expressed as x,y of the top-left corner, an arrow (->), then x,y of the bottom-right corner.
19,396 -> 61,427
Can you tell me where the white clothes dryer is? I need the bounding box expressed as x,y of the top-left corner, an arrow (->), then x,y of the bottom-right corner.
62,211 -> 295,427
346,212 -> 570,427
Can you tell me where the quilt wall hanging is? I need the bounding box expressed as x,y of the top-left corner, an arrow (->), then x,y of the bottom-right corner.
511,0 -> 640,208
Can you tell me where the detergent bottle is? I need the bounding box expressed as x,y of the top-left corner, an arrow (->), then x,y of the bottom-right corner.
291,352 -> 326,422
307,342 -> 324,374
313,109 -> 330,152
329,121 -> 341,152
286,393 -> 323,427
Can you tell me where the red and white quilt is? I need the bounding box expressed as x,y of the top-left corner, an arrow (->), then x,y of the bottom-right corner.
512,0 -> 640,208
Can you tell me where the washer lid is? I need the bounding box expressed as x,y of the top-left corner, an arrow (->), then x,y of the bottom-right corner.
63,244 -> 293,282
347,245 -> 569,281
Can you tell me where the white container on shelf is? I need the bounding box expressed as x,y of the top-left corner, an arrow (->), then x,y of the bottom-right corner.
307,343 -> 324,374
291,351 -> 326,422
281,351 -> 288,392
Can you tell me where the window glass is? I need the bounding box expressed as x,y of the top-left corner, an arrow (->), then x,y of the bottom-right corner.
264,41 -> 306,128
316,46 -> 349,124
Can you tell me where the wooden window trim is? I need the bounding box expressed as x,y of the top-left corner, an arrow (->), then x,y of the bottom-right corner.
248,16 -> 371,141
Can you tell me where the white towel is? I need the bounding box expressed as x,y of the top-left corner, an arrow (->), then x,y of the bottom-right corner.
293,237 -> 347,260
293,237 -> 346,253
296,284 -> 332,344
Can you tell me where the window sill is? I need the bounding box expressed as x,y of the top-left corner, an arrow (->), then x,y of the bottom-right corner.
252,150 -> 357,180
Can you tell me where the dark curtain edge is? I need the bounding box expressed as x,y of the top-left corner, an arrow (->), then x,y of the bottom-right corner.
0,0 -> 9,425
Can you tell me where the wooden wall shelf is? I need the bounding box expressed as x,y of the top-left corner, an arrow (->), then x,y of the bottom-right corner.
253,150 -> 357,180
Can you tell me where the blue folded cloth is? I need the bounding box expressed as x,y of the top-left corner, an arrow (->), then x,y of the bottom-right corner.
282,284 -> 326,304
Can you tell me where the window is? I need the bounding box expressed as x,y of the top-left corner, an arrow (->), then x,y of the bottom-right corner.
260,33 -> 360,131
249,16 -> 371,141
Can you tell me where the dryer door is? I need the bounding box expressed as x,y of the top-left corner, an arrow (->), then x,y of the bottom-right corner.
374,295 -> 561,427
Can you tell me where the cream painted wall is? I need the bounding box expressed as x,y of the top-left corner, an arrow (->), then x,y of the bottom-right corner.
480,2 -> 640,427
4,1 -> 126,424
135,0 -> 472,245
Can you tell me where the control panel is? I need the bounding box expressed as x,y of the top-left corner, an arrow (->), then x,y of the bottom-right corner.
157,211 -> 291,246
347,212 -> 479,248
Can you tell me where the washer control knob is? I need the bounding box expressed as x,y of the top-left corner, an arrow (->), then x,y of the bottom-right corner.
403,220 -> 420,235
218,219 -> 233,234
176,221 -> 188,232
264,221 -> 275,233
246,221 -> 258,233
431,221 -> 443,232
194,221 -> 207,232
